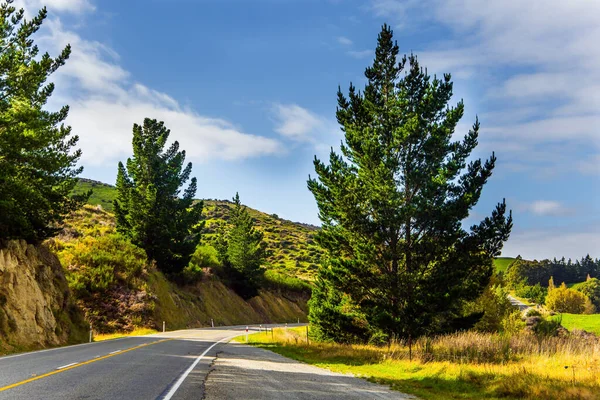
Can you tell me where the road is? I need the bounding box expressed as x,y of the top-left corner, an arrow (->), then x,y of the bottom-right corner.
508,295 -> 531,311
0,324 -> 292,400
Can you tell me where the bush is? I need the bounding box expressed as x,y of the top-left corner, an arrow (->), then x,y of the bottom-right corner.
574,278 -> 600,310
466,284 -> 514,332
263,270 -> 312,293
515,283 -> 547,305
545,283 -> 590,314
58,234 -> 147,297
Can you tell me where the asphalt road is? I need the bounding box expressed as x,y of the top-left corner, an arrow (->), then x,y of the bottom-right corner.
0,324 -> 291,400
204,342 -> 414,399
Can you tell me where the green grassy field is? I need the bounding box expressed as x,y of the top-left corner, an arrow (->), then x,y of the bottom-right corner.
555,313 -> 600,335
493,257 -> 515,273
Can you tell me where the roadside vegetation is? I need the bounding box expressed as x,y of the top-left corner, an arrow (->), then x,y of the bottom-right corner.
249,327 -> 600,399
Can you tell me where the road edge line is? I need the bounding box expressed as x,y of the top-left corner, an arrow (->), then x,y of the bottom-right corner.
162,335 -> 238,400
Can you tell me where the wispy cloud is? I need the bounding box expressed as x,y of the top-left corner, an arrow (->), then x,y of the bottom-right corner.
23,1 -> 284,166
347,49 -> 372,59
272,104 -> 326,142
337,36 -> 353,46
367,0 -> 600,176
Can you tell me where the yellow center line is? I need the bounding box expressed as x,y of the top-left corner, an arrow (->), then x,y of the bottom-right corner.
0,338 -> 174,393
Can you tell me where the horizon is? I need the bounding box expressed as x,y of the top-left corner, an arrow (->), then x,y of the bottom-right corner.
19,0 -> 599,260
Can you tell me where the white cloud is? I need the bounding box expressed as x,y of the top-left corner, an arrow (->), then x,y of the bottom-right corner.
29,6 -> 283,166
272,104 -> 327,142
526,201 -> 571,217
15,0 -> 94,14
502,230 -> 599,260
368,0 -> 600,167
337,36 -> 353,46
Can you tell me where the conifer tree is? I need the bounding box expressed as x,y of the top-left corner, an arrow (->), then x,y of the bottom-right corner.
216,193 -> 267,298
0,2 -> 87,242
114,118 -> 203,275
308,25 -> 513,346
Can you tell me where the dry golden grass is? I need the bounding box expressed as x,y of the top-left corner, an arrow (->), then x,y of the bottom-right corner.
248,328 -> 600,399
93,328 -> 157,342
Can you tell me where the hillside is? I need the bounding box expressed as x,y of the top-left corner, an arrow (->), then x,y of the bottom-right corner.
494,257 -> 516,273
50,204 -> 308,334
74,179 -> 324,280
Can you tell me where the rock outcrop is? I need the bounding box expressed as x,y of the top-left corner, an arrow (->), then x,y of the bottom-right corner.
0,240 -> 87,352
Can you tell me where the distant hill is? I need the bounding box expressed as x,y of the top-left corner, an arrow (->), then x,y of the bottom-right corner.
73,179 -> 323,280
493,257 -> 516,273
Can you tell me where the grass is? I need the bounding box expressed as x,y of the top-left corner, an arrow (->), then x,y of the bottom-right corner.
247,327 -> 600,400
556,314 -> 600,335
494,257 -> 515,273
93,328 -> 157,342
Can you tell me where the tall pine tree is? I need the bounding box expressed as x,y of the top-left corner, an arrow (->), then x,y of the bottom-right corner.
216,193 -> 267,298
114,118 -> 203,275
308,25 -> 513,347
0,2 -> 87,243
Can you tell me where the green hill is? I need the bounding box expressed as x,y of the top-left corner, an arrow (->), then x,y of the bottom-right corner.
493,257 -> 516,273
73,179 -> 323,280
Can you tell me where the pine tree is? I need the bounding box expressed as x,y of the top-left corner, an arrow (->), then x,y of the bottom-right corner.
216,193 -> 267,298
0,2 -> 87,243
114,118 -> 204,275
308,25 -> 513,347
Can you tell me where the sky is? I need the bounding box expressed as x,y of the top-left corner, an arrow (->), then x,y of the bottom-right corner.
16,0 -> 600,260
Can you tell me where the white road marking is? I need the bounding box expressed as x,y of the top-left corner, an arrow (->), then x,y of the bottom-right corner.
0,337 -> 130,361
56,362 -> 78,370
109,350 -> 121,354
162,335 -> 237,400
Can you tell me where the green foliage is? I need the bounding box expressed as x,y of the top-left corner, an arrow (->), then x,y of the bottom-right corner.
0,2 -> 87,243
182,245 -> 220,282
501,310 -> 526,335
114,118 -> 204,275
307,25 -> 512,343
263,269 -> 312,293
545,283 -> 590,314
216,193 -> 267,298
58,233 -> 147,298
505,255 -> 600,287
514,283 -> 547,305
72,180 -> 325,281
466,284 -> 514,332
573,277 -> 600,310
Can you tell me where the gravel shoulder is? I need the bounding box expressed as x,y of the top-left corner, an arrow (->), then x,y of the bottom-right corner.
203,342 -> 415,400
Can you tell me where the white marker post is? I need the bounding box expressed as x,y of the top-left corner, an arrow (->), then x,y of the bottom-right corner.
163,321 -> 165,333
211,318 -> 214,328
245,326 -> 249,343
89,323 -> 93,343
260,324 -> 262,332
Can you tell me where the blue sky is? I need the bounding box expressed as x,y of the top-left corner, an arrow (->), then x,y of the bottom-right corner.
19,0 -> 599,259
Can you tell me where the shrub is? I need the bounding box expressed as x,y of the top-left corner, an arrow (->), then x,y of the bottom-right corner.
466,284 -> 514,332
545,283 -> 590,314
58,234 -> 147,297
515,283 -> 547,305
574,278 -> 600,310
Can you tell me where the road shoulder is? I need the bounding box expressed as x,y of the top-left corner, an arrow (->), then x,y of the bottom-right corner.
203,342 -> 415,399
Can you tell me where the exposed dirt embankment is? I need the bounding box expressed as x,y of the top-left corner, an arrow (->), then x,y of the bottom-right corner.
0,240 -> 87,353
149,271 -> 309,331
